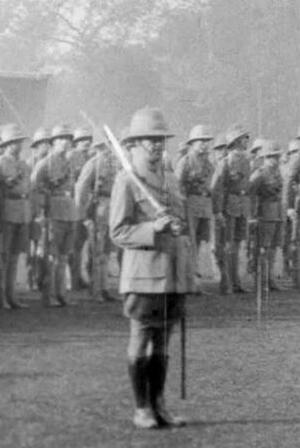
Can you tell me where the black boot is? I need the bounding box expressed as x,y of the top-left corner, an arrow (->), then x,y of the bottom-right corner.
128,358 -> 157,429
148,354 -> 185,427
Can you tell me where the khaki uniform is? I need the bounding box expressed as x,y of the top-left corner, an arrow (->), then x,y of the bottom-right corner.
175,151 -> 213,278
285,152 -> 300,287
249,164 -> 283,286
31,151 -> 77,302
75,148 -> 117,300
110,163 -> 192,312
211,149 -> 250,291
0,154 -> 31,306
67,149 -> 89,289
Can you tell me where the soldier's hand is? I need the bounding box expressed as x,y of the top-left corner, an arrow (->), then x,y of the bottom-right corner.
170,218 -> 184,236
153,215 -> 173,233
287,208 -> 296,221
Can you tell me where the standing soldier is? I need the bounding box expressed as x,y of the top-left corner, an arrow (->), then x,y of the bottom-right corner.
211,124 -> 251,293
211,133 -> 231,293
249,140 -> 283,290
249,138 -> 265,173
281,140 -> 300,277
285,139 -> 300,288
68,127 -> 92,290
0,123 -> 31,309
31,124 -> 76,306
110,107 -> 190,429
28,128 -> 51,291
75,135 -> 116,302
175,125 -> 214,283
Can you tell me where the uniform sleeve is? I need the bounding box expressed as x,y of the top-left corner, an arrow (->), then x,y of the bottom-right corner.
249,168 -> 263,195
109,172 -> 156,249
210,160 -> 226,214
74,158 -> 95,213
30,156 -> 48,190
286,156 -> 300,209
174,155 -> 188,195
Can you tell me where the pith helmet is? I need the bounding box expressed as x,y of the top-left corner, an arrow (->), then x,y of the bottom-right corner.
226,124 -> 249,147
249,137 -> 265,154
0,123 -> 28,148
127,107 -> 174,140
51,124 -> 73,142
120,126 -> 131,144
187,124 -> 213,144
213,133 -> 227,150
261,140 -> 281,158
31,127 -> 51,148
288,139 -> 300,154
73,127 -> 93,144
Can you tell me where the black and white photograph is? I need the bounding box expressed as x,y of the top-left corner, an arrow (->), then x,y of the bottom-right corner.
0,1 -> 300,447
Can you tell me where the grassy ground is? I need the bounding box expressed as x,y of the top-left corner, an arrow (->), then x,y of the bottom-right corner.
0,284 -> 300,448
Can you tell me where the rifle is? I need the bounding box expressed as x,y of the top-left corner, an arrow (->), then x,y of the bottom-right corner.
104,124 -> 187,399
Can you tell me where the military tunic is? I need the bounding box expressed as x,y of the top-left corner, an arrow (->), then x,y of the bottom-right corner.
0,154 -> 31,254
175,151 -> 213,243
249,165 -> 283,248
110,160 -> 193,324
75,148 -> 117,297
211,149 -> 250,291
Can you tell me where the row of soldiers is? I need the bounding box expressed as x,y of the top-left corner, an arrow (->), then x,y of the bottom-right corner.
175,123 -> 300,294
0,122 -> 118,309
0,111 -> 299,310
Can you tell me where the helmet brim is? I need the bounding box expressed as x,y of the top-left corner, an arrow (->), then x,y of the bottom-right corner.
0,136 -> 28,148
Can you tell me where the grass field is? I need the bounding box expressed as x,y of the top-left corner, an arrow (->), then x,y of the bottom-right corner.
0,284 -> 300,448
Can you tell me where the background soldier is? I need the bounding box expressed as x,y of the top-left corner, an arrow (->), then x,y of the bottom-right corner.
281,139 -> 300,277
285,138 -> 300,288
28,127 -> 51,291
68,127 -> 92,290
211,124 -> 251,293
211,133 -> 231,293
211,133 -> 227,164
0,123 -> 31,309
75,135 -> 116,302
249,140 -> 283,291
31,124 -> 76,306
175,124 -> 214,285
110,107 -> 190,429
249,138 -> 265,173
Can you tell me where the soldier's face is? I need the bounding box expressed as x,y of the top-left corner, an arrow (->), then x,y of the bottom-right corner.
213,147 -> 225,162
264,155 -> 279,168
76,139 -> 91,153
37,142 -> 50,158
240,136 -> 249,151
6,141 -> 22,158
191,140 -> 210,155
53,137 -> 72,154
139,137 -> 165,170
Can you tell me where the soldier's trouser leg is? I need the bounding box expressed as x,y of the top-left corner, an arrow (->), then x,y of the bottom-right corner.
70,221 -> 87,290
54,255 -> 67,306
214,220 -> 231,294
231,241 -> 241,288
268,247 -> 279,290
5,254 -> 19,308
3,223 -> 29,308
127,321 -> 154,410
